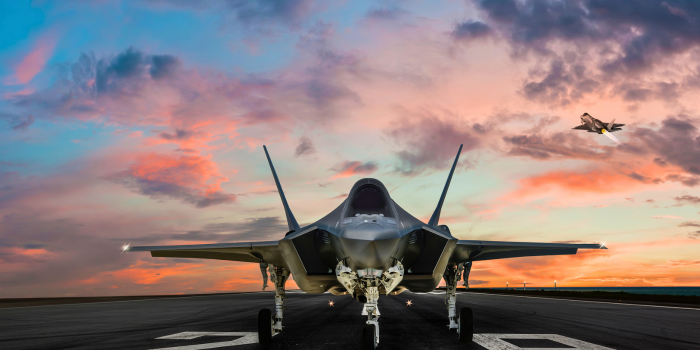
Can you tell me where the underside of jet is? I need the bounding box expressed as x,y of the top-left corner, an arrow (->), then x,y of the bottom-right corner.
127,144 -> 605,349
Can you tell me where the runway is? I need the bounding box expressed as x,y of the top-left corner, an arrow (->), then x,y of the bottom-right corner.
1,291 -> 699,350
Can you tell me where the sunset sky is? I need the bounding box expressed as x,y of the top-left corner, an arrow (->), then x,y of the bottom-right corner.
1,0 -> 699,298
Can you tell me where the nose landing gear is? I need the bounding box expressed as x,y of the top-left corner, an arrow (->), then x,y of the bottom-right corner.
362,286 -> 380,350
335,260 -> 404,349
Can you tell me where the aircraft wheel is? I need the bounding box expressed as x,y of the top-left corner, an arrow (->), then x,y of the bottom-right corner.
258,309 -> 273,345
458,307 -> 473,343
362,324 -> 377,350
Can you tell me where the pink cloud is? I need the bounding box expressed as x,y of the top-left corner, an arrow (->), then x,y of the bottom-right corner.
7,33 -> 57,85
107,153 -> 237,208
330,161 -> 378,179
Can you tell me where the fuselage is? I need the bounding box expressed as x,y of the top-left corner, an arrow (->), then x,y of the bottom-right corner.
277,178 -> 457,295
580,113 -> 605,133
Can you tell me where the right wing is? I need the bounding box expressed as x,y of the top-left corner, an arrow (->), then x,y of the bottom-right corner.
450,240 -> 604,263
572,125 -> 590,130
126,240 -> 286,266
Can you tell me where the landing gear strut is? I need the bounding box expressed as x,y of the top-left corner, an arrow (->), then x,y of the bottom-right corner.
363,286 -> 380,350
444,263 -> 473,343
336,260 -> 404,350
258,264 -> 289,345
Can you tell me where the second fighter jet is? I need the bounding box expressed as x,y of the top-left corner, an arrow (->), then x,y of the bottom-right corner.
573,112 -> 624,144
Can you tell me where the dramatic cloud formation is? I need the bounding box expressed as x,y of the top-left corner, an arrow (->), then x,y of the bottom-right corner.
627,116 -> 700,177
106,153 -> 236,208
386,114 -> 479,176
473,0 -> 700,106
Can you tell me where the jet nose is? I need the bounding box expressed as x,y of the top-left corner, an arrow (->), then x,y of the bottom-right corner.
339,223 -> 401,270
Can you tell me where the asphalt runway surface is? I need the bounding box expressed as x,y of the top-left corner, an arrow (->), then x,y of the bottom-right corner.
1,291 -> 699,350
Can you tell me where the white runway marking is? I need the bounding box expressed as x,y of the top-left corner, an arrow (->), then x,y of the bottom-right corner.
151,332 -> 257,350
473,334 -> 614,350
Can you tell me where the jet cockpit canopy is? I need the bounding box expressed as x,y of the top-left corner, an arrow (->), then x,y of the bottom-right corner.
344,182 -> 395,218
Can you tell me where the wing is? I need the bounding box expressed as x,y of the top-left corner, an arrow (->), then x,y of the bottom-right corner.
126,241 -> 287,266
572,125 -> 590,130
450,240 -> 604,263
601,122 -> 625,128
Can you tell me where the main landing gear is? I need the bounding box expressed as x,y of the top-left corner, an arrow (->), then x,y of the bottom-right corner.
258,263 -> 289,345
444,263 -> 473,343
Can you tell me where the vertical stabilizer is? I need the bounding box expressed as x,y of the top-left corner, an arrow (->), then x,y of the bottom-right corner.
263,145 -> 300,231
607,119 -> 615,131
428,144 -> 463,227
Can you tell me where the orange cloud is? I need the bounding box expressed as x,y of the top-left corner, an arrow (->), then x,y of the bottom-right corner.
502,161 -> 678,204
514,170 -> 635,196
112,261 -> 206,285
129,153 -> 230,195
107,153 -> 237,208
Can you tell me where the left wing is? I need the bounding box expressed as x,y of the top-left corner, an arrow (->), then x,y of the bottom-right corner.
126,241 -> 287,266
450,240 -> 604,263
572,125 -> 590,130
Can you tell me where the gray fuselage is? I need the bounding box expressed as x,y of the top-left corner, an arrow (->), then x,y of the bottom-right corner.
276,178 -> 457,296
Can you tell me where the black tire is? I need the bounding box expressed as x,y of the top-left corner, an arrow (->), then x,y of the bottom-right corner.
362,324 -> 376,350
458,307 -> 473,343
258,309 -> 272,345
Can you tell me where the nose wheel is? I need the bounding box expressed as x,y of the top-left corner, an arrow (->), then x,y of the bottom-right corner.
363,323 -> 377,350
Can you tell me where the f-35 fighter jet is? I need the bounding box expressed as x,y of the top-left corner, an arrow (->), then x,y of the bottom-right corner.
126,145 -> 605,349
573,112 -> 624,144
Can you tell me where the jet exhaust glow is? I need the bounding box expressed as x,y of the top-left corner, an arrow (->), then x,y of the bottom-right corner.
121,243 -> 130,252
601,129 -> 621,145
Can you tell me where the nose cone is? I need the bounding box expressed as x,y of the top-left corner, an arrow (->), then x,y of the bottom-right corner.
339,220 -> 401,270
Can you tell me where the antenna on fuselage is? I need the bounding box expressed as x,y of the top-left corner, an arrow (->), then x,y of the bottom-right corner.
263,145 -> 300,231
427,144 -> 463,227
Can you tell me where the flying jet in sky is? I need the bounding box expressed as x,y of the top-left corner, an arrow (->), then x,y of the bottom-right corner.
126,145 -> 606,349
572,112 -> 624,144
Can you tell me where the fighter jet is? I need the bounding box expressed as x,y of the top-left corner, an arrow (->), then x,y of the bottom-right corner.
126,145 -> 606,349
573,112 -> 624,144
